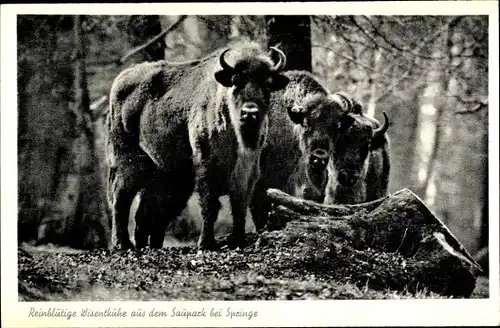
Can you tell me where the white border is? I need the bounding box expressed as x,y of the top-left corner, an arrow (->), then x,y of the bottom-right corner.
2,2 -> 499,327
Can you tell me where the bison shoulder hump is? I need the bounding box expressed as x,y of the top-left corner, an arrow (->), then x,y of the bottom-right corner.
111,61 -> 167,102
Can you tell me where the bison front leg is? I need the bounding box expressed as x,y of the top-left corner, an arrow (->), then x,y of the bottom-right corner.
197,191 -> 221,250
249,149 -> 271,232
229,161 -> 260,248
249,182 -> 270,232
149,171 -> 195,249
228,190 -> 248,249
194,161 -> 222,250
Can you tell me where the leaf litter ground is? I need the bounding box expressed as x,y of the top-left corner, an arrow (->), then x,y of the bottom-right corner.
18,232 -> 489,301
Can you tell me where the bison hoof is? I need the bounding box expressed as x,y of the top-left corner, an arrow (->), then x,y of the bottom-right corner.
114,239 -> 135,251
197,236 -> 217,251
228,234 -> 246,249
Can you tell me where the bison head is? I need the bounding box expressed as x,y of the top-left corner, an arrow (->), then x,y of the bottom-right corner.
288,92 -> 361,176
215,47 -> 289,149
334,112 -> 389,187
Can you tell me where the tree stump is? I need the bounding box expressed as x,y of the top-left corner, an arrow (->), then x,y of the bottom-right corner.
261,188 -> 482,298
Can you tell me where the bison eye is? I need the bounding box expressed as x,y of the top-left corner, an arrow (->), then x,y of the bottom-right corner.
330,121 -> 342,132
231,75 -> 245,86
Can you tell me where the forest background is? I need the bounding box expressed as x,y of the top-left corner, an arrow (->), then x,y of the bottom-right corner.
16,14 -> 489,262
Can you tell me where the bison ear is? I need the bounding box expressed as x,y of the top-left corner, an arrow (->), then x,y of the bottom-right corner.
370,133 -> 387,150
352,100 -> 364,114
270,73 -> 290,91
339,114 -> 355,131
214,69 -> 233,87
288,105 -> 306,125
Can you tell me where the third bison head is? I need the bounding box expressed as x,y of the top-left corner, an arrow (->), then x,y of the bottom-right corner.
333,112 -> 390,187
288,92 -> 361,171
215,47 -> 289,149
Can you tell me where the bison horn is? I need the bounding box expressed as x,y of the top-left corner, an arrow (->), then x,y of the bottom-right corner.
372,112 -> 390,140
332,92 -> 354,112
270,47 -> 286,72
219,48 -> 233,72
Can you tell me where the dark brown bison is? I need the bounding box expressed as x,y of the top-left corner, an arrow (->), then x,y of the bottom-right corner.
105,43 -> 288,250
284,94 -> 390,205
323,112 -> 391,204
250,78 -> 363,228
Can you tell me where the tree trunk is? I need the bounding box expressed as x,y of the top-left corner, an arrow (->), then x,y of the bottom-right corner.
366,49 -> 381,118
479,111 -> 488,250
473,106 -> 488,273
266,16 -> 312,72
37,15 -> 110,249
263,188 -> 481,297
17,17 -> 75,244
416,21 -> 454,199
73,15 -> 111,249
417,104 -> 445,199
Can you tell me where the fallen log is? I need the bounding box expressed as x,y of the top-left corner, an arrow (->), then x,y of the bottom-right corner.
261,188 -> 482,298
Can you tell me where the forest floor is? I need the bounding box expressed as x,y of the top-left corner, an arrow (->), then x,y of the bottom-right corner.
18,235 -> 489,301
17,193 -> 490,301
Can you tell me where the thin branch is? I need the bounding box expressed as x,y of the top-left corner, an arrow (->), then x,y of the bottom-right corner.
394,228 -> 408,254
312,44 -> 384,76
372,61 -> 417,103
361,16 -> 448,61
90,95 -> 108,111
452,94 -> 488,115
451,94 -> 487,105
349,17 -> 382,48
349,16 -> 421,61
119,15 -> 187,65
371,17 -> 463,102
339,33 -> 378,51
455,103 -> 487,115
337,33 -> 360,59
353,16 -> 465,63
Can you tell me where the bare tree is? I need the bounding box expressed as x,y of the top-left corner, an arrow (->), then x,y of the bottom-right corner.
266,16 -> 312,71
36,15 -> 110,249
17,16 -> 75,244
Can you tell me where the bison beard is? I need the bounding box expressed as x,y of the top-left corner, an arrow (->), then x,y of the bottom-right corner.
240,117 -> 262,149
287,153 -> 329,204
106,43 -> 287,250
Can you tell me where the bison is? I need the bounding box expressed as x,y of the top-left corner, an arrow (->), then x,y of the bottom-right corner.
323,111 -> 391,204
283,94 -> 390,205
105,43 -> 288,250
250,78 -> 363,228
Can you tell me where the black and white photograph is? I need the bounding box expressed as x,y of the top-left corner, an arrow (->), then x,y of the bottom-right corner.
1,2 -> 499,327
